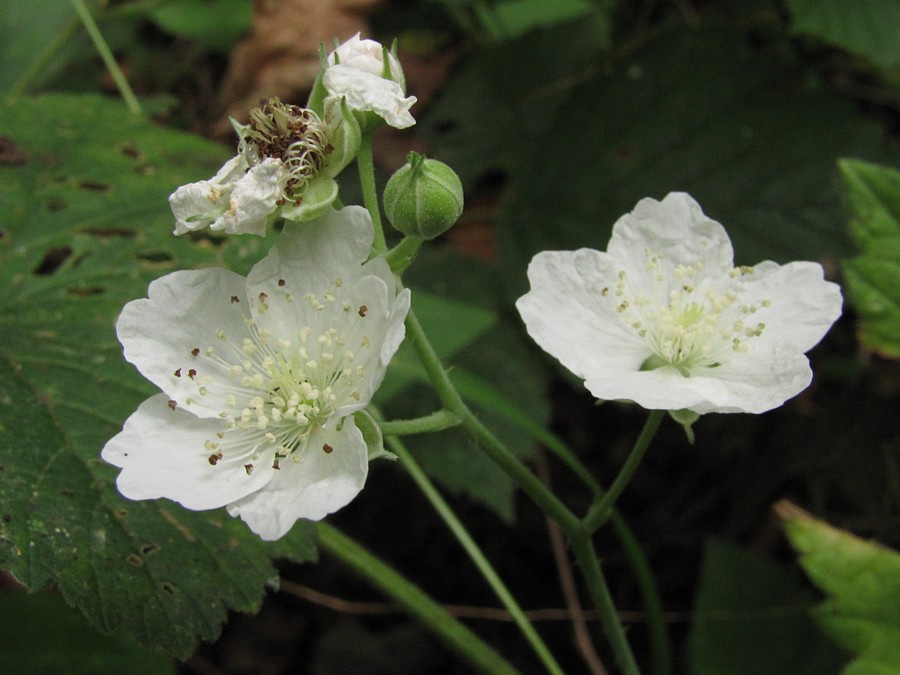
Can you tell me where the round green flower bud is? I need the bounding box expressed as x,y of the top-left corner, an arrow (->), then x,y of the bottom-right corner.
383,152 -> 464,240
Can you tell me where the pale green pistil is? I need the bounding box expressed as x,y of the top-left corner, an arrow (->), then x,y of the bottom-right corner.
613,251 -> 768,377
176,281 -> 372,472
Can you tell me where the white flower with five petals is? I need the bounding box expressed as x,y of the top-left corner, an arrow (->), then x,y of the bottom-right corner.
102,206 -> 411,540
322,33 -> 416,130
516,193 -> 842,415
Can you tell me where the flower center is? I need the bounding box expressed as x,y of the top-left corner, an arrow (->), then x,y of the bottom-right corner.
609,250 -> 769,376
239,97 -> 333,203
178,280 -> 373,473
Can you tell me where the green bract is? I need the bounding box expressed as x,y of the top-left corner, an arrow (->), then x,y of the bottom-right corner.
384,152 -> 464,240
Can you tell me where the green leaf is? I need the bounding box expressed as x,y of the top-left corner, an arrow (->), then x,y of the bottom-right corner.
786,0 -> 900,70
420,18 -> 607,188
491,0 -> 607,40
0,589 -> 175,674
150,0 -> 253,53
489,22 -> 888,298
839,159 -> 900,358
687,538 -> 845,675
0,94 -> 315,658
0,1 -> 78,93
778,500 -> 900,674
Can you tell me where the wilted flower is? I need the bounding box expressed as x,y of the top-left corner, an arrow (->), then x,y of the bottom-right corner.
102,206 -> 411,540
170,97 -> 360,236
319,33 -> 416,130
516,193 -> 842,415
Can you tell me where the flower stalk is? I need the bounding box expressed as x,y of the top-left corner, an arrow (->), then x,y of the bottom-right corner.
316,522 -> 518,675
385,431 -> 565,675
583,410 -> 666,534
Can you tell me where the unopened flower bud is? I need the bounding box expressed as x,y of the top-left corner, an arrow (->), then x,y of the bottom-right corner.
383,153 -> 463,240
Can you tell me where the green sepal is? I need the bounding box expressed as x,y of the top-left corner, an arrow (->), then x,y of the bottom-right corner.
669,408 -> 700,444
280,176 -> 339,222
323,97 -> 361,178
354,409 -> 397,461
306,43 -> 330,117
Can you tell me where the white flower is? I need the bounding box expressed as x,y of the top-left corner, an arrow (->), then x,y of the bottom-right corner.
102,206 -> 411,540
170,99 -> 359,236
323,33 -> 416,129
516,193 -> 842,415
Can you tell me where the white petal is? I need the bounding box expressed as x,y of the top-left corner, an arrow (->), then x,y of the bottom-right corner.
102,394 -> 275,510
117,268 -> 252,418
324,65 -> 416,129
329,33 -> 384,76
328,33 -> 406,90
517,249 -> 651,380
212,158 -> 282,236
608,193 -> 735,283
583,366 -> 732,412
169,156 -> 247,235
226,422 -> 368,540
692,347 -> 814,414
737,260 -> 842,353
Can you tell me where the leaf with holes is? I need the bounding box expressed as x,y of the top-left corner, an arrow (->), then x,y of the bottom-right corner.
0,94 -> 316,658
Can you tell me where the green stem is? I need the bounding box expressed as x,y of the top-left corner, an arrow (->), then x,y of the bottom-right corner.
448,368 -> 603,497
357,133 -> 387,253
387,434 -> 564,675
316,522 -> 518,674
380,409 -> 461,436
450,369 -> 671,672
385,235 -> 424,275
569,528 -> 641,675
583,410 -> 665,533
71,0 -> 142,116
405,309 -> 579,534
609,512 -> 672,675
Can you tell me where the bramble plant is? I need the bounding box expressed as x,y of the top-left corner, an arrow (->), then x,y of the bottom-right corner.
3,5 -> 900,675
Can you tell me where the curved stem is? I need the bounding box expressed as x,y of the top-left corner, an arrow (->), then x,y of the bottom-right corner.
357,133 -> 387,253
609,512 -> 671,675
316,522 -> 518,674
569,528 -> 641,675
447,368 -> 603,497
583,410 -> 665,533
380,409 -> 461,436
70,0 -> 142,116
405,309 -> 579,534
386,433 -> 565,675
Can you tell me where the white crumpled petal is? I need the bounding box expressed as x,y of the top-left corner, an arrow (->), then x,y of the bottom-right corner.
103,206 -> 411,539
169,156 -> 282,236
169,155 -> 248,235
324,64 -> 416,129
329,32 -> 406,90
516,192 -> 842,415
211,158 -> 282,235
